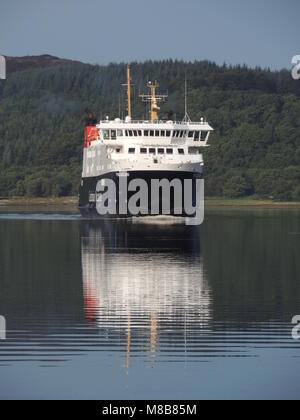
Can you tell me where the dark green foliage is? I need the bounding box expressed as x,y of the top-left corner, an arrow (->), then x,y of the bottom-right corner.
0,57 -> 299,199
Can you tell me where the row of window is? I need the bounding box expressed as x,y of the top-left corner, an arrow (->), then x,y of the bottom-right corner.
127,147 -> 185,155
102,129 -> 208,141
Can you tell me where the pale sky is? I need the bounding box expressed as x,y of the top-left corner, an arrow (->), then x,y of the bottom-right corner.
0,0 -> 299,69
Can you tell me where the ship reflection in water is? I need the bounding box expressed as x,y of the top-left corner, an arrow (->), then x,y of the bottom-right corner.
1,211 -> 300,399
81,220 -> 211,372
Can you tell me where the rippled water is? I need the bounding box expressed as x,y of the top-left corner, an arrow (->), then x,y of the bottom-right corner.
0,209 -> 300,399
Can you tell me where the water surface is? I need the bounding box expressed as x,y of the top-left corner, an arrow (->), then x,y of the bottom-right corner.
0,209 -> 299,399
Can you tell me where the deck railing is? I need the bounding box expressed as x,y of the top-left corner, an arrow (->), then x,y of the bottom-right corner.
99,119 -> 209,126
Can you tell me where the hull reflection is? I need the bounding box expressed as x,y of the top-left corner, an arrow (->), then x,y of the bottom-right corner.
81,221 -> 212,369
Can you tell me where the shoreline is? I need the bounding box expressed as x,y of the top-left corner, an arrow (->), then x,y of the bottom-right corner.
204,197 -> 300,209
0,197 -> 78,212
0,197 -> 78,206
1,196 -> 300,211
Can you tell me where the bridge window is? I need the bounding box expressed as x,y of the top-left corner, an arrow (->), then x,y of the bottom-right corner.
103,129 -> 109,140
201,131 -> 208,141
150,130 -> 154,136
155,130 -> 160,136
166,130 -> 171,137
194,131 -> 200,141
188,131 -> 194,138
160,130 -> 165,137
117,129 -> 123,137
138,130 -> 142,136
111,130 -> 116,140
144,130 -> 149,136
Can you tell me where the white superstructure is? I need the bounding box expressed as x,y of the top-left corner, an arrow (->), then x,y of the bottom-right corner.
83,117 -> 213,179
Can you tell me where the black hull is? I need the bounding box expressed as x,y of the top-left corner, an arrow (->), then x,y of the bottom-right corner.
78,170 -> 202,219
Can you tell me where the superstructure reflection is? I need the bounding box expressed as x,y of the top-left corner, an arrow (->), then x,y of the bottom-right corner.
80,221 -> 212,369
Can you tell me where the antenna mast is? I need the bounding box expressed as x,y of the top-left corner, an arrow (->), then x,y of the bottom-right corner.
183,71 -> 191,122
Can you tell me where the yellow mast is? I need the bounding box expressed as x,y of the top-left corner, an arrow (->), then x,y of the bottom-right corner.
149,81 -> 159,122
140,81 -> 168,122
127,65 -> 131,118
122,64 -> 132,118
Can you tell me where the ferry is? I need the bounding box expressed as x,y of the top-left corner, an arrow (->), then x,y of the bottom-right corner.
78,66 -> 213,218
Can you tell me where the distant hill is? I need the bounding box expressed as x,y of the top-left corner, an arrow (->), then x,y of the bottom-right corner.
5,54 -> 82,73
0,56 -> 299,200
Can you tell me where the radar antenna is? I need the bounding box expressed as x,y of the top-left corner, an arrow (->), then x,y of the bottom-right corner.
139,81 -> 168,122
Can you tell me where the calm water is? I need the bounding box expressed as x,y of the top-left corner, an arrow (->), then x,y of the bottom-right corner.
0,209 -> 300,400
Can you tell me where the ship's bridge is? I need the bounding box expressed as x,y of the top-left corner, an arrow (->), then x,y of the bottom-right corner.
96,118 -> 213,147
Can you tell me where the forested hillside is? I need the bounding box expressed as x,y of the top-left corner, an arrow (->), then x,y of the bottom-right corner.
0,55 -> 300,199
